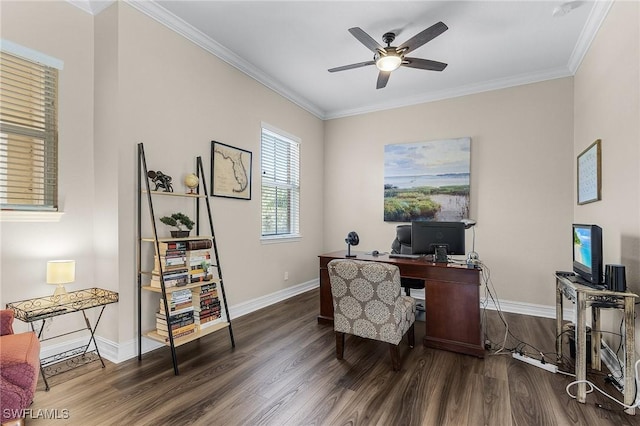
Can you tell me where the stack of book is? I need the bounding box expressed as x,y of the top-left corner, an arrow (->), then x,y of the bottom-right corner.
156,288 -> 195,339
150,268 -> 188,289
187,249 -> 212,283
151,241 -> 189,288
193,283 -> 221,329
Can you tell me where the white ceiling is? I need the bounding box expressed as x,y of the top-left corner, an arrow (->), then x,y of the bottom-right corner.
75,1 -> 612,119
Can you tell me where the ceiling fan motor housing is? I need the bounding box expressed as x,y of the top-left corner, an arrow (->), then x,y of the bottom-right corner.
382,32 -> 396,46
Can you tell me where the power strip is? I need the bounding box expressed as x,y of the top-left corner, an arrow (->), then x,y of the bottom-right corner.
513,353 -> 558,373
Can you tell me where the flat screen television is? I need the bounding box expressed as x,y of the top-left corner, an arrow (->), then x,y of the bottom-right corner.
411,221 -> 465,260
573,224 -> 603,285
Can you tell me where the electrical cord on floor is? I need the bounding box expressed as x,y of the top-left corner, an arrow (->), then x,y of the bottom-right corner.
566,359 -> 640,410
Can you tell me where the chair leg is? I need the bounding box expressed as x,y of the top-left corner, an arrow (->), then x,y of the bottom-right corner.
335,331 -> 345,360
389,343 -> 401,371
408,322 -> 415,348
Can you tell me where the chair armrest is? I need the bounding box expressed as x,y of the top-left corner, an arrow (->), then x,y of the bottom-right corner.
0,310 -> 14,336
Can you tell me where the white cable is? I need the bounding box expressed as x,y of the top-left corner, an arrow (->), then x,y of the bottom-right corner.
478,261 -> 510,355
565,359 -> 640,409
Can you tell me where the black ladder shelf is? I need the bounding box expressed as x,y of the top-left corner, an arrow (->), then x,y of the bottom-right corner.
136,142 -> 235,375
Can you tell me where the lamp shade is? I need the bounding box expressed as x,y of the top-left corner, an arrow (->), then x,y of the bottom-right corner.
46,260 -> 75,284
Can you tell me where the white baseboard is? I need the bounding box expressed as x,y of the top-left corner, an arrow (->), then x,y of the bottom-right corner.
227,278 -> 319,319
482,297 -> 575,321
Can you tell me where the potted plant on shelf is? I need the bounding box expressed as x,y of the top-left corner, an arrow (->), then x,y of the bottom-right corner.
159,213 -> 195,238
201,260 -> 211,281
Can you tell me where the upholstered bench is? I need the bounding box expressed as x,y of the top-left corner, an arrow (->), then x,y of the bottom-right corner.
0,309 -> 40,426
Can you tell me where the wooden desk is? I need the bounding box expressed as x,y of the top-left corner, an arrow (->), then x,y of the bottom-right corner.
318,251 -> 483,357
555,275 -> 637,415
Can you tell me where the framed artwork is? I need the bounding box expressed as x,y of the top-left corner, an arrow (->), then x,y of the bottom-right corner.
384,137 -> 471,222
577,139 -> 601,205
211,141 -> 252,200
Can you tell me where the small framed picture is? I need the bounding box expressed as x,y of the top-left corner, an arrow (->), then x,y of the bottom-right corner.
211,141 -> 252,200
577,139 -> 601,205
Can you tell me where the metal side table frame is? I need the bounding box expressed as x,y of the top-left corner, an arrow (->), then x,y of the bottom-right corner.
6,288 -> 119,391
555,274 -> 637,415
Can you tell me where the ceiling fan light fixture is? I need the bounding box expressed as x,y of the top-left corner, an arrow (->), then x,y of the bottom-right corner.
375,54 -> 402,72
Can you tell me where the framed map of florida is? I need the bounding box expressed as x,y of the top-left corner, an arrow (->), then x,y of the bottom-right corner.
211,141 -> 252,200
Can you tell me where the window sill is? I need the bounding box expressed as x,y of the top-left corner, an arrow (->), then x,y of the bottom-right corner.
260,234 -> 302,244
0,211 -> 64,222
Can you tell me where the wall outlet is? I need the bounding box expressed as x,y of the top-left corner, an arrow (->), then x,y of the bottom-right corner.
284,271 -> 289,280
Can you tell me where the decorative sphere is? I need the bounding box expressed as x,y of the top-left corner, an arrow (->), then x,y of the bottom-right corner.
184,173 -> 199,191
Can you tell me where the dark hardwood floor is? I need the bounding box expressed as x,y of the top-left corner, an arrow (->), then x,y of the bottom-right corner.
29,288 -> 639,425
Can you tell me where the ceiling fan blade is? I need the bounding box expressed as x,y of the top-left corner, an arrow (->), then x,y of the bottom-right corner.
376,71 -> 391,89
328,60 -> 375,73
348,27 -> 384,53
402,57 -> 448,71
397,21 -> 448,54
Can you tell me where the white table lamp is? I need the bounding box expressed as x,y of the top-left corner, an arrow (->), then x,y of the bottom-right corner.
47,260 -> 75,297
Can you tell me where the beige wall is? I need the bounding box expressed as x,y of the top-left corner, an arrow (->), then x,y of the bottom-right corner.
574,0 -> 640,351
96,3 -> 325,342
325,78 -> 574,307
1,1 -> 324,352
2,0 -> 637,358
0,2 -> 97,339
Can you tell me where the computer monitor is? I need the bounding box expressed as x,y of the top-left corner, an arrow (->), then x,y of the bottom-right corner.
573,224 -> 603,285
411,221 -> 465,261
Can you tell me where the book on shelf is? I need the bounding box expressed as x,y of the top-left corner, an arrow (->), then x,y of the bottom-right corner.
158,289 -> 194,313
154,252 -> 187,271
156,309 -> 195,333
155,310 -> 194,322
198,317 -> 223,330
186,249 -> 211,261
185,239 -> 212,250
156,326 -> 196,340
150,268 -> 189,288
156,320 -> 195,333
156,241 -> 188,255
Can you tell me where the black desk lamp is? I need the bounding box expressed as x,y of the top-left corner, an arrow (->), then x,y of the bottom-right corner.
462,219 -> 479,266
345,231 -> 359,258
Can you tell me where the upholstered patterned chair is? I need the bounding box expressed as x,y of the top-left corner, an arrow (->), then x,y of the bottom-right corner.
0,309 -> 41,426
328,259 -> 416,371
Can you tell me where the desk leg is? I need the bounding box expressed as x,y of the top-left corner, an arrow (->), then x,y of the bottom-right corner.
624,297 -> 636,415
576,291 -> 587,404
591,306 -> 601,371
555,279 -> 563,362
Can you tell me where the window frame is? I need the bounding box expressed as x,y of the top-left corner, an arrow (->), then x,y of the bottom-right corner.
0,40 -> 63,221
260,123 -> 301,243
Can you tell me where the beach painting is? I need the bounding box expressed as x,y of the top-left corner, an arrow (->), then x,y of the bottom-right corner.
384,137 -> 471,222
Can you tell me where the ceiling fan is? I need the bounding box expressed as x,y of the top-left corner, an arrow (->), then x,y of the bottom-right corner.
328,21 -> 449,89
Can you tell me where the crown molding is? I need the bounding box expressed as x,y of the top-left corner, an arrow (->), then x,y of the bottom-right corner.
67,0 -> 114,16
567,0 -> 613,73
324,66 -> 574,120
125,0 -> 326,119
67,0 -> 609,121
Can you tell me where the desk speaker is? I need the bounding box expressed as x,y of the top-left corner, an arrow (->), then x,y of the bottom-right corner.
604,264 -> 626,292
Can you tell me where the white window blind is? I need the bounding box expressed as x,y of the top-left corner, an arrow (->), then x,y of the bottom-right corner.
0,50 -> 59,211
261,126 -> 300,238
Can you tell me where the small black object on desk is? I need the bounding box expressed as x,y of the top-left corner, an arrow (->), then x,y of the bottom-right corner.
344,231 -> 359,258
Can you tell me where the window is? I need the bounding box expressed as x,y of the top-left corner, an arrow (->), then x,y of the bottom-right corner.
0,49 -> 59,211
261,125 -> 300,240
